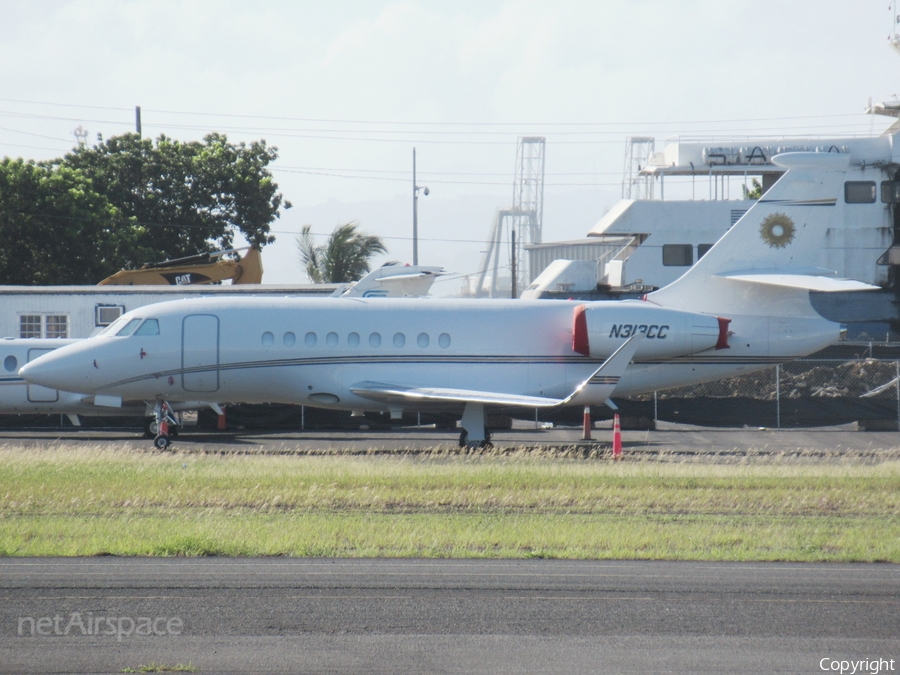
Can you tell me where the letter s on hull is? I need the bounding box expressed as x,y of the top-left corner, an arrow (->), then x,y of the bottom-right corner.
573,302 -> 727,359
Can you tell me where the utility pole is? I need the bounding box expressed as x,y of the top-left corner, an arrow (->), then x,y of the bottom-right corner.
510,228 -> 517,298
135,106 -> 142,137
412,148 -> 429,266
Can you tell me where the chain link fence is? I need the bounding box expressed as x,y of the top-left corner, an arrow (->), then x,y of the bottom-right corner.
563,357 -> 900,430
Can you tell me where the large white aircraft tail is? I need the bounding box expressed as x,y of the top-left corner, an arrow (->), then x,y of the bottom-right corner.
649,152 -> 876,317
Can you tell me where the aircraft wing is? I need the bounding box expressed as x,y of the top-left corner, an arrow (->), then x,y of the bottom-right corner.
351,333 -> 643,409
350,383 -> 566,408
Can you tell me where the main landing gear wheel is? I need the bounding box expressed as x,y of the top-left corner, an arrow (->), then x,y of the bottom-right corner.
153,434 -> 171,450
458,427 -> 492,449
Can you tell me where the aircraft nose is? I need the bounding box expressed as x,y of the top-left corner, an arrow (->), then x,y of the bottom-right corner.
19,350 -> 91,392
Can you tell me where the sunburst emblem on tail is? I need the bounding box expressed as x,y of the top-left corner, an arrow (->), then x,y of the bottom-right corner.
759,212 -> 795,248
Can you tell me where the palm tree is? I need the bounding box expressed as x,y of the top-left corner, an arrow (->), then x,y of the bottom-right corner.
297,221 -> 388,283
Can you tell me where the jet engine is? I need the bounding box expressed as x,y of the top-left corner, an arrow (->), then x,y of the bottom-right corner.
572,302 -> 729,360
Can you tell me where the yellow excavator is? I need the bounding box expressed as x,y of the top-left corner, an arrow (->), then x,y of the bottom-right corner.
97,246 -> 263,286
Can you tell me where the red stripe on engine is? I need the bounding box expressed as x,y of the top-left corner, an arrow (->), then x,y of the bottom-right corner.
716,317 -> 731,350
573,305 -> 590,356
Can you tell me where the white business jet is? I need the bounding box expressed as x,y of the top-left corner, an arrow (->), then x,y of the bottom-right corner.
20,153 -> 875,448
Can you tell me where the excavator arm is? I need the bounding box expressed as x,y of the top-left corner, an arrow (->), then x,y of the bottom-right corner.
97,247 -> 263,286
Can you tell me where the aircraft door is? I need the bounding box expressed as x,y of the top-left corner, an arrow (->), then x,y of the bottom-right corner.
27,349 -> 59,402
182,314 -> 220,393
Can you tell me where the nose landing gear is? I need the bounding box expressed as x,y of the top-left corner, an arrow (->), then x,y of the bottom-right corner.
152,401 -> 177,450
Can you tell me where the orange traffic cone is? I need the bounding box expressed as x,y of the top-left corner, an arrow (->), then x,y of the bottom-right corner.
582,406 -> 592,440
612,413 -> 622,459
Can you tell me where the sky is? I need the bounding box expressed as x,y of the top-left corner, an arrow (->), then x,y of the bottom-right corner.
1,0 -> 899,293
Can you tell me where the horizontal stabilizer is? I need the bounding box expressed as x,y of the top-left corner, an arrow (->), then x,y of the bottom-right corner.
719,273 -> 879,292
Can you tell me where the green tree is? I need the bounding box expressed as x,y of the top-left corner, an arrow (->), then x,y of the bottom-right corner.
0,132 -> 290,284
298,222 -> 387,283
742,177 -> 763,200
0,158 -> 127,284
61,132 -> 289,266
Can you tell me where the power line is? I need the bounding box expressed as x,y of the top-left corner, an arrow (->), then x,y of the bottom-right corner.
0,96 -> 868,127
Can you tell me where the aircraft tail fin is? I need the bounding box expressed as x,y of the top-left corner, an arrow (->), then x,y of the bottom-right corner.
338,265 -> 446,298
648,152 -> 857,315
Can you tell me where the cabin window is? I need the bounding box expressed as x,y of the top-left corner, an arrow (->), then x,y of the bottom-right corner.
305,332 -> 317,347
369,332 -> 382,347
134,319 -> 160,336
348,332 -> 360,347
4,355 -> 16,372
417,333 -> 429,348
393,333 -> 405,348
845,181 -> 876,203
882,181 -> 900,203
697,244 -> 714,259
115,318 -> 142,337
662,244 -> 693,266
326,332 -> 339,347
262,331 -> 274,347
283,332 -> 296,347
439,333 -> 451,348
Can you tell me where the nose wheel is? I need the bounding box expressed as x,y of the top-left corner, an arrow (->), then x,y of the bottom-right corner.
152,401 -> 177,450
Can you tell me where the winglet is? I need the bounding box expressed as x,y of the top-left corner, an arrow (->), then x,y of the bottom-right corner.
561,332 -> 644,407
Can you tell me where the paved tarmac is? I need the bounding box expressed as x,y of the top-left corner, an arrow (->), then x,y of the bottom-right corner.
1,558 -> 898,674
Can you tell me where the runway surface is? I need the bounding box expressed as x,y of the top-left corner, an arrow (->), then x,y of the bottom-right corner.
1,558 -> 898,674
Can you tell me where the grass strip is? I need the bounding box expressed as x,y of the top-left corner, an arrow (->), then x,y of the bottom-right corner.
1,446 -> 898,561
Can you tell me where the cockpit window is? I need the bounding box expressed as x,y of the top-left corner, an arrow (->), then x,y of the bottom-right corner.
98,316 -> 130,336
115,318 -> 142,337
134,319 -> 160,336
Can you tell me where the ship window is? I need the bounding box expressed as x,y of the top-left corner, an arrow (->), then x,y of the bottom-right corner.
845,181 -> 876,204
115,318 -> 142,337
882,181 -> 900,203
134,319 -> 160,336
662,244 -> 693,266
348,332 -> 360,347
393,333 -> 405,348
369,332 -> 382,347
697,244 -> 714,259
439,333 -> 451,348
417,333 -> 429,348
326,332 -> 339,346
4,355 -> 16,372
305,332 -> 317,347
262,331 -> 274,346
283,332 -> 296,347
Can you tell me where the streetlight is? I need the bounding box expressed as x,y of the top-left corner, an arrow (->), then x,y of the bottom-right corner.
412,147 -> 429,266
